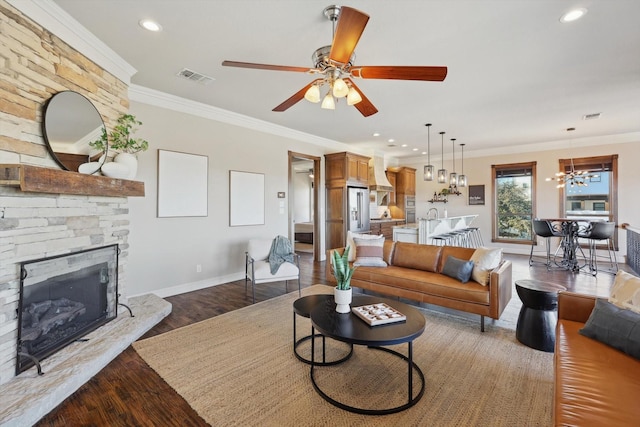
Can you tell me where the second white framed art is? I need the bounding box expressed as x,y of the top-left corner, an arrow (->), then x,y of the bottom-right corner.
157,149 -> 208,217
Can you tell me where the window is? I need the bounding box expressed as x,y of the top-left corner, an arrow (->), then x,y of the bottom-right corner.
560,154 -> 618,248
492,162 -> 536,243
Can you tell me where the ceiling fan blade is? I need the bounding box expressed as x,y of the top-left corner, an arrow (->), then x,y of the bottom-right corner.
272,79 -> 324,112
329,7 -> 369,65
345,78 -> 378,117
351,66 -> 448,81
222,60 -> 311,73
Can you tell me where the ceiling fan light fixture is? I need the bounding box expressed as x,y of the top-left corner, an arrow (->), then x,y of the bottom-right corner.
346,86 -> 362,105
332,77 -> 349,98
321,91 -> 335,110
304,84 -> 321,103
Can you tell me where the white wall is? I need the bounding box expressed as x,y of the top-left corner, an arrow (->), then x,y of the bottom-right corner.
126,102 -> 341,297
125,99 -> 639,297
407,134 -> 640,257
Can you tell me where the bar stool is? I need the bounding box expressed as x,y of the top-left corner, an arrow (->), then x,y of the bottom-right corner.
530,219 -> 564,269
465,227 -> 484,248
577,221 -> 618,275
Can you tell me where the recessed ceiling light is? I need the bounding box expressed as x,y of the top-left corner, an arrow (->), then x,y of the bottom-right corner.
560,8 -> 587,23
139,19 -> 162,32
388,139 -> 395,143
412,148 -> 418,151
421,151 -> 427,155
401,144 -> 407,147
373,132 -> 380,137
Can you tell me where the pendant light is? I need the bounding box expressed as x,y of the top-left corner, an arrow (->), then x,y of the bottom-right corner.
437,131 -> 447,183
423,123 -> 434,181
449,138 -> 458,187
458,143 -> 467,187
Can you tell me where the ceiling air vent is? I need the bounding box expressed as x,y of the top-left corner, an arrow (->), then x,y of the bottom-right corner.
176,68 -> 215,85
582,112 -> 601,120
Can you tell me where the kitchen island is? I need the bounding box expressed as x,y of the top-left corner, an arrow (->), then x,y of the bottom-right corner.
393,215 -> 479,245
370,218 -> 406,240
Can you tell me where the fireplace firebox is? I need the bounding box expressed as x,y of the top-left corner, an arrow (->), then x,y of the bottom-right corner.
16,244 -> 119,375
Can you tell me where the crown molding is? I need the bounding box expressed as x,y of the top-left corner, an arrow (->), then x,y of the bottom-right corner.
7,0 -> 136,84
128,84 -> 351,152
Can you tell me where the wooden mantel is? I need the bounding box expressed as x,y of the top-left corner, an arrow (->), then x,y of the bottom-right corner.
0,164 -> 144,197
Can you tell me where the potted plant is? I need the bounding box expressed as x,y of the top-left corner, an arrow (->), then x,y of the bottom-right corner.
92,114 -> 149,179
332,246 -> 357,313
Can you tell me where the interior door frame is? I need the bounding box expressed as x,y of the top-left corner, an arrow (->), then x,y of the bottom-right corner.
288,151 -> 321,261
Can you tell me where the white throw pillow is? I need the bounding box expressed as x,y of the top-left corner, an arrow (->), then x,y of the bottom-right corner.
346,231 -> 382,262
469,247 -> 503,286
609,270 -> 640,314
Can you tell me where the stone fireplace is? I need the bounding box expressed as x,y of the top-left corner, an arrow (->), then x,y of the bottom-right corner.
16,244 -> 119,375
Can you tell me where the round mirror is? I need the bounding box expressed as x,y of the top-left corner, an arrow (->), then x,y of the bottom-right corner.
42,91 -> 107,174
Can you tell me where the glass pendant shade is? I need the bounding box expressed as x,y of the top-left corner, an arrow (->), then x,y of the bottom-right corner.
346,87 -> 362,105
424,165 -> 434,181
304,85 -> 321,103
321,91 -> 335,110
449,138 -> 458,186
423,123 -> 434,181
458,143 -> 467,187
438,131 -> 447,183
332,78 -> 349,98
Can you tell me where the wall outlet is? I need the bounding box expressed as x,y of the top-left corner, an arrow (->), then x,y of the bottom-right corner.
196,264 -> 202,273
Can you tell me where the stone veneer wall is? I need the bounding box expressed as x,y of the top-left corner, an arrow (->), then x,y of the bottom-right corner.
0,1 -> 131,385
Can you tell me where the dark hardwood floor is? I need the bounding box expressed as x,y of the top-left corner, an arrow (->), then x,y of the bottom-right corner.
35,252 -> 624,426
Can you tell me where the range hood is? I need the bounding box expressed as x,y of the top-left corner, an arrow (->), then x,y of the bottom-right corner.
368,157 -> 393,191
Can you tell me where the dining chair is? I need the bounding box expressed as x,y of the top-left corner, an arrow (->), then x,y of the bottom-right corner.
577,221 -> 618,275
529,219 -> 565,269
245,238 -> 300,303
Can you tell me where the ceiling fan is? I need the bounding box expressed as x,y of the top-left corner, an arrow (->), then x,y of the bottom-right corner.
222,5 -> 447,117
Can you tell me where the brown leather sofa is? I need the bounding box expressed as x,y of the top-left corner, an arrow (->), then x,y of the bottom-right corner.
326,241 -> 513,331
554,292 -> 640,426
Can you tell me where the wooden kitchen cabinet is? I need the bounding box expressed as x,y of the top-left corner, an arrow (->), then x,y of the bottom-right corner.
370,220 -> 406,240
325,152 -> 371,249
325,152 -> 370,188
392,166 -> 416,196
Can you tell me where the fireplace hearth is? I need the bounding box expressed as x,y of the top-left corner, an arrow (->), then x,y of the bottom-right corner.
17,245 -> 119,375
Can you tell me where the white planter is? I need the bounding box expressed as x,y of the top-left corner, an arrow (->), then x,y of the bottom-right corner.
334,287 -> 352,314
101,161 -> 130,179
114,152 -> 138,179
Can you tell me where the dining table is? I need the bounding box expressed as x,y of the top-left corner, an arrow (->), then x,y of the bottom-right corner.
541,218 -> 589,272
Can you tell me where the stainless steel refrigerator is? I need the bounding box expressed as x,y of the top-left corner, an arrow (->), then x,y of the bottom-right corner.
348,187 -> 370,233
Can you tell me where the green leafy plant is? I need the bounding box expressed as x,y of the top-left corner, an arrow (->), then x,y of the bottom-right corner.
89,114 -> 149,154
88,127 -> 108,152
332,246 -> 357,290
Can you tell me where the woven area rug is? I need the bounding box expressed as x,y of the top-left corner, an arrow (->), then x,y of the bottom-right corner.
133,285 -> 553,426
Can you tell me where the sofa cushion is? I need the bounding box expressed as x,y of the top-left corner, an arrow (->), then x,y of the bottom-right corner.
391,242 -> 442,272
469,247 -> 503,286
437,246 -> 476,273
346,231 -> 382,262
353,236 -> 387,267
441,255 -> 474,283
351,265 -> 490,305
579,299 -> 640,360
555,319 -> 640,426
609,270 -> 640,314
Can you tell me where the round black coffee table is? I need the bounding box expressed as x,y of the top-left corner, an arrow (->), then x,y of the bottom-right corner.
293,294 -> 353,365
515,279 -> 567,352
309,295 -> 426,415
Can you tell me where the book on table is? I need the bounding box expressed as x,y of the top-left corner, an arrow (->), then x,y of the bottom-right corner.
352,303 -> 406,326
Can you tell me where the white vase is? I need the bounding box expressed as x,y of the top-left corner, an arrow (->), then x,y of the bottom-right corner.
114,152 -> 138,179
101,161 -> 130,179
334,287 -> 353,314
78,162 -> 102,175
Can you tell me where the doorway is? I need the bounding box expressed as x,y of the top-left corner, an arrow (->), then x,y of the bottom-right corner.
288,151 -> 321,261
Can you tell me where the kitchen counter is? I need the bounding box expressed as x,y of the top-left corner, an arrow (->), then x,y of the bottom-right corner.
370,218 -> 405,223
370,218 -> 405,240
392,215 -> 479,245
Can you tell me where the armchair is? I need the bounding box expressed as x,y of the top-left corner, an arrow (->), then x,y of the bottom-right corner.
245,238 -> 300,303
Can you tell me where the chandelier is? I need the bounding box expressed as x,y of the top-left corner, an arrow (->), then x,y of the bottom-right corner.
546,128 -> 599,188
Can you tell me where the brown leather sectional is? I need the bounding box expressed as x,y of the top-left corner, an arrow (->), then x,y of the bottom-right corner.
326,241 -> 513,331
554,292 -> 640,425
